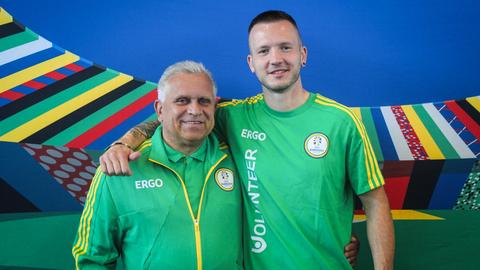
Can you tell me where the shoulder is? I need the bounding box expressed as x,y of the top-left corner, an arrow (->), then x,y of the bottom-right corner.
216,93 -> 264,110
135,138 -> 154,155
310,93 -> 361,127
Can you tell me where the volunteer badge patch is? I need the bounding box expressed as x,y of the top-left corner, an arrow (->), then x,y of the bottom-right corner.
215,168 -> 234,191
304,132 -> 329,158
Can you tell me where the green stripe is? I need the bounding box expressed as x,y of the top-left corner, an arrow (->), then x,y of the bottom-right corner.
360,107 -> 384,162
412,104 -> 459,159
0,70 -> 118,136
0,28 -> 38,52
44,81 -> 156,145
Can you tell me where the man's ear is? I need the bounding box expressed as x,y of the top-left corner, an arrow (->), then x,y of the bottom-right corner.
301,46 -> 308,67
154,100 -> 163,122
247,54 -> 255,73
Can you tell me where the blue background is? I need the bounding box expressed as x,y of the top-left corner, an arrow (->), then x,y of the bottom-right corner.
2,0 -> 479,106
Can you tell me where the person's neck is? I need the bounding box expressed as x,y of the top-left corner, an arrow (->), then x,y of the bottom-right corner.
263,81 -> 309,112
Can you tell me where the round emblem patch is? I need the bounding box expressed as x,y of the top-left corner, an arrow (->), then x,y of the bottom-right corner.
304,133 -> 329,158
215,168 -> 234,191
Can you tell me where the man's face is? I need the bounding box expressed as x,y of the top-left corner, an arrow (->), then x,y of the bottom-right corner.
155,72 -> 215,149
247,20 -> 307,93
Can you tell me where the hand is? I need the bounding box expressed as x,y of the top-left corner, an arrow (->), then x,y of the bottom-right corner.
344,234 -> 360,267
99,144 -> 141,176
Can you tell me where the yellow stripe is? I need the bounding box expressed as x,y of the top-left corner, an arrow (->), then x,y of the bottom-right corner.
466,96 -> 480,112
149,159 -> 202,270
0,51 -> 79,94
194,154 -> 227,270
137,139 -> 153,152
0,8 -> 13,25
0,74 -> 133,142
315,96 -> 383,188
72,169 -> 104,268
351,107 -> 362,121
401,105 -> 444,159
74,171 -> 105,268
354,210 -> 444,221
72,169 -> 102,253
149,160 -> 196,221
317,95 -> 385,185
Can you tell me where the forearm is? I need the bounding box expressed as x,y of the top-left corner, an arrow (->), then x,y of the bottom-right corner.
361,188 -> 395,270
118,120 -> 159,149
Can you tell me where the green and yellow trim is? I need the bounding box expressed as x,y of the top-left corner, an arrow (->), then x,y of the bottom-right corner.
314,94 -> 384,189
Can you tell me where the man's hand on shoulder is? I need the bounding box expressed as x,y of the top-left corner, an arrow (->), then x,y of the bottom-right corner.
100,142 -> 141,176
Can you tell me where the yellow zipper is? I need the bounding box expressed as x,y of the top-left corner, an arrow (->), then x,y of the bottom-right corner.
150,153 -> 227,270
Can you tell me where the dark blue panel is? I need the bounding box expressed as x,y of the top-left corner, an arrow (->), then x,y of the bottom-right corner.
34,76 -> 56,85
55,67 -> 74,76
370,107 -> 398,161
11,85 -> 36,95
0,142 -> 82,211
0,98 -> 11,107
428,159 -> 476,209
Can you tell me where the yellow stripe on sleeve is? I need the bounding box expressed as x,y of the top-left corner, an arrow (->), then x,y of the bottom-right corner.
0,51 -> 79,94
315,95 -> 384,188
351,107 -> 362,121
0,74 -> 132,142
72,169 -> 104,267
401,105 -> 444,159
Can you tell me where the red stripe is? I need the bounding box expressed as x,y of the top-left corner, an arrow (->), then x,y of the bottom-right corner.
44,71 -> 66,80
445,101 -> 480,139
391,106 -> 429,160
66,90 -> 157,148
23,80 -> 47,90
0,90 -> 25,100
64,63 -> 84,72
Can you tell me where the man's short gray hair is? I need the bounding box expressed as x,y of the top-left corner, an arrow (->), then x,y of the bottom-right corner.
157,60 -> 217,101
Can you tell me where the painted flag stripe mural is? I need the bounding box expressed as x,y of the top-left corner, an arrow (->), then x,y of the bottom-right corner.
0,7 -> 478,213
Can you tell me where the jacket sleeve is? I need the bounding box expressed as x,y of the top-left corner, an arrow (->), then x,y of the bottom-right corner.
72,169 -> 120,269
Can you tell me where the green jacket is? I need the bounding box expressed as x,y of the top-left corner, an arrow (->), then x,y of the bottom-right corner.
72,128 -> 242,269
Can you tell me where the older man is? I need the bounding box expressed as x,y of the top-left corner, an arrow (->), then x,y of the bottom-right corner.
72,61 -> 242,269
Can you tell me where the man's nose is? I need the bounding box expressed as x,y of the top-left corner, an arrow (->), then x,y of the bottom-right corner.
187,101 -> 202,115
269,48 -> 282,65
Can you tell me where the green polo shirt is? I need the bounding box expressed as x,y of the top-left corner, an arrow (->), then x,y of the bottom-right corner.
164,139 -> 207,214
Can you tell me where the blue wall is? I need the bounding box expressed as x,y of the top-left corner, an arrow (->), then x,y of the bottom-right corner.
3,0 -> 479,106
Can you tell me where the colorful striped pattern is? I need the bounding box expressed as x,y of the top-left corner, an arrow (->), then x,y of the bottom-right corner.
0,8 -> 478,212
0,8 -> 157,150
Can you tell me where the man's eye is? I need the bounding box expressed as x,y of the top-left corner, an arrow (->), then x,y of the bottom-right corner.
281,46 -> 291,51
175,98 -> 189,104
199,98 -> 212,105
258,49 -> 268,55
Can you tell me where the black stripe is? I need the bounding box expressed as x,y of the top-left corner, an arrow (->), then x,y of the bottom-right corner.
0,20 -> 25,39
21,79 -> 145,144
402,160 -> 444,209
456,99 -> 480,126
0,65 -> 105,121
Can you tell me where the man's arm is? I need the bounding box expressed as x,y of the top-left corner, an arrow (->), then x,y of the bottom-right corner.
100,120 -> 159,175
359,187 -> 394,270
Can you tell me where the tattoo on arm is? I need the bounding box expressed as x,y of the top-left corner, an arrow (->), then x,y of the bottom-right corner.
130,120 -> 160,139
